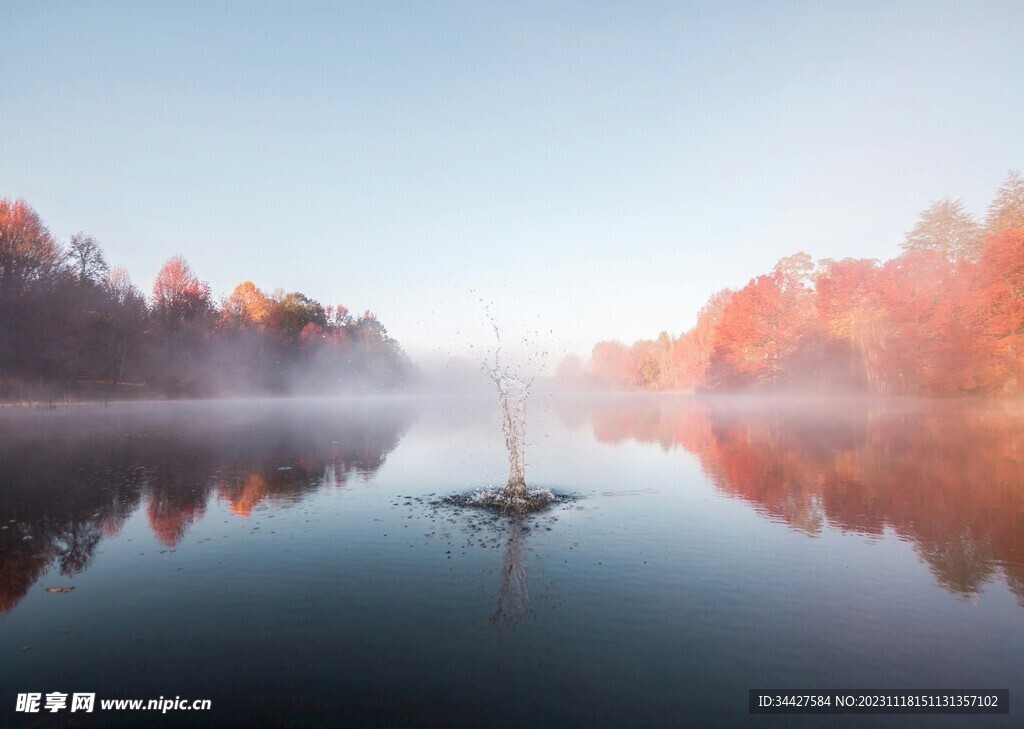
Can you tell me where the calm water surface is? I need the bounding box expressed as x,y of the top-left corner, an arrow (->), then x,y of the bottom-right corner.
1,395 -> 1022,728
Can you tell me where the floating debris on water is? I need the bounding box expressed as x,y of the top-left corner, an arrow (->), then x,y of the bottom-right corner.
45,587 -> 74,593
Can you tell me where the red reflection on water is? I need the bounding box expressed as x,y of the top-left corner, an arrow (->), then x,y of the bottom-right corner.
568,397 -> 1024,602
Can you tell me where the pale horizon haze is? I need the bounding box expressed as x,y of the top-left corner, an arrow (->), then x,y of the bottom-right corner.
2,1 -> 1022,370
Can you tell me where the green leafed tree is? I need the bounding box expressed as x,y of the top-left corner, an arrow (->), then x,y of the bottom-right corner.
278,292 -> 327,337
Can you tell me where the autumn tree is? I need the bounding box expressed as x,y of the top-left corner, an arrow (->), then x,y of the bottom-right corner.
709,255 -> 816,387
977,229 -> 1024,391
147,256 -> 214,394
672,288 -> 732,390
874,250 -> 986,394
326,305 -> 352,330
221,281 -> 274,330
773,251 -> 815,285
985,170 -> 1024,236
0,198 -> 412,399
151,255 -> 212,325
632,337 -> 663,389
653,332 -> 676,389
0,199 -> 70,383
814,258 -> 888,389
570,176 -> 1024,395
903,197 -> 982,261
0,198 -> 65,295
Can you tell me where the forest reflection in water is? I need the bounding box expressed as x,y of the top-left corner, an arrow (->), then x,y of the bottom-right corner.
2,395 -> 1023,728
557,395 -> 1024,606
0,400 -> 412,614
3,395 -> 1023,620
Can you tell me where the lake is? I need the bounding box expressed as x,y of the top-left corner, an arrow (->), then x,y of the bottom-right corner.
1,395 -> 1022,728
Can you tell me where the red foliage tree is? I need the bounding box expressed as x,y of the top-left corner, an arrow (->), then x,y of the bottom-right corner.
151,255 -> 212,325
977,228 -> 1024,392
815,258 -> 887,389
0,198 -> 64,295
874,250 -> 987,394
710,266 -> 815,386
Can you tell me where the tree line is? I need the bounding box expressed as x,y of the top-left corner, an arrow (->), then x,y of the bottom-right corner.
0,199 -> 411,400
560,171 -> 1024,396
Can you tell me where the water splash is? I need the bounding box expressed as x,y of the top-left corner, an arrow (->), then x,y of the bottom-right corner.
447,316 -> 569,514
489,350 -> 530,501
446,485 -> 563,513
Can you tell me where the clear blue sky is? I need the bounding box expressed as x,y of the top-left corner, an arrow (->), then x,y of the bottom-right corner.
2,1 -> 1022,368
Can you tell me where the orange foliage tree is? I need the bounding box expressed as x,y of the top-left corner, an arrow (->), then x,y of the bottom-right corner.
221,280 -> 274,330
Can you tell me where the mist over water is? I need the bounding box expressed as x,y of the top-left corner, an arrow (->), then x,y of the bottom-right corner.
1,394 -> 1022,728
